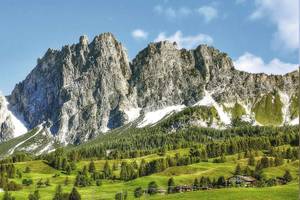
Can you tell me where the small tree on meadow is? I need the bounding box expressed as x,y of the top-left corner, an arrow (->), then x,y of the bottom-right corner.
283,170 -> 293,182
69,187 -> 81,200
167,177 -> 175,193
53,185 -> 63,200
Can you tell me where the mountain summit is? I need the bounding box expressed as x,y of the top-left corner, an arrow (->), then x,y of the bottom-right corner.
0,33 -> 298,146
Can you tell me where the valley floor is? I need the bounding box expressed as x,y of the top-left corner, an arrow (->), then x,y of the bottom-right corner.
0,148 -> 298,200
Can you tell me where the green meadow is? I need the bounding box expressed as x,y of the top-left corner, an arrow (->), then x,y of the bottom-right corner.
0,149 -> 298,200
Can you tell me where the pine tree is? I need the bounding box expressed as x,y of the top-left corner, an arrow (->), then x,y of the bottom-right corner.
260,155 -> 269,168
88,160 -> 96,173
69,187 -> 81,200
234,164 -> 242,175
24,166 -> 31,173
275,156 -> 284,166
53,185 -> 63,200
167,177 -> 175,193
248,154 -> 255,166
193,178 -> 199,190
103,161 -> 112,179
2,191 -> 15,200
64,177 -> 69,186
283,170 -> 293,182
217,176 -> 226,187
65,164 -> 72,175
148,181 -> 158,195
28,190 -> 40,200
139,159 -> 147,177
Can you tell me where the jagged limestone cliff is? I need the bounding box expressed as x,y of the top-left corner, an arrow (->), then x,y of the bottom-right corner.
1,33 -> 298,145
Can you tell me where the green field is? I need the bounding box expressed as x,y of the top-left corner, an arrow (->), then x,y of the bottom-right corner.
0,149 -> 298,200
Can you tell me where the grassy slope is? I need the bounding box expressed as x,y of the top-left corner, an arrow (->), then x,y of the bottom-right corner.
252,92 -> 283,126
0,150 -> 298,200
149,183 -> 298,200
0,129 -> 38,156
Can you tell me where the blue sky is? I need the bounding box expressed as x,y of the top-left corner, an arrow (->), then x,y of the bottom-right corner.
0,0 -> 298,95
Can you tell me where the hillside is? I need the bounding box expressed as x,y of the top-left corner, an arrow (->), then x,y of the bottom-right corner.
0,146 -> 298,199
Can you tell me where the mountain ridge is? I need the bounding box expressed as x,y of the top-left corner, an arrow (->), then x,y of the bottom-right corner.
0,32 -> 298,150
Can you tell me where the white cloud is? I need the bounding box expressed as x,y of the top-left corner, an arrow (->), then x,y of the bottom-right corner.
132,29 -> 148,40
154,5 -> 192,19
234,52 -> 298,75
250,0 -> 298,51
154,31 -> 213,49
196,6 -> 218,23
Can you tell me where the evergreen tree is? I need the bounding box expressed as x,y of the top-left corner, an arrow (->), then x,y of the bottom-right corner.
274,156 -> 284,166
167,177 -> 175,194
53,185 -> 63,200
28,190 -> 40,200
200,149 -> 208,161
234,164 -> 242,175
69,187 -> 81,200
248,154 -> 255,166
88,160 -> 96,173
148,181 -> 158,195
103,161 -> 112,179
134,187 -> 143,198
45,179 -> 50,186
283,170 -> 293,182
64,177 -> 69,186
65,164 -> 72,175
260,156 -> 269,168
217,176 -> 226,187
138,159 -> 147,177
243,166 -> 252,176
2,191 -> 15,200
24,166 -> 31,173
193,178 -> 199,189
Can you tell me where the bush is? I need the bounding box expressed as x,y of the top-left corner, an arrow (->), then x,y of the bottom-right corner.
148,181 -> 158,195
22,179 -> 33,186
96,180 -> 102,186
134,187 -> 143,198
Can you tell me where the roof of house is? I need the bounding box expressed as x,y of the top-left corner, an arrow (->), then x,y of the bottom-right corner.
228,175 -> 256,182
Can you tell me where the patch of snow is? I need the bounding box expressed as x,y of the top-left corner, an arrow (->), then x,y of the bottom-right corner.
20,143 -> 39,152
124,107 -> 141,122
194,91 -> 231,125
289,117 -> 299,125
8,124 -> 43,155
138,105 -> 186,127
101,126 -> 110,133
38,141 -> 55,155
278,91 -> 290,124
1,96 -> 28,138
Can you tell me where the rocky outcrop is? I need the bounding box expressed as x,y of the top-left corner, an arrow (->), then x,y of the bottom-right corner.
9,33 -> 133,144
2,33 -> 298,144
0,95 -> 27,141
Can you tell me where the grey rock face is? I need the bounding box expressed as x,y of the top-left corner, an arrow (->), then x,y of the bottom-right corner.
9,33 -> 133,144
0,96 -> 14,141
4,33 -> 298,144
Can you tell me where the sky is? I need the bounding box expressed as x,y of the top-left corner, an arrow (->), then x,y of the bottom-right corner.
0,0 -> 298,95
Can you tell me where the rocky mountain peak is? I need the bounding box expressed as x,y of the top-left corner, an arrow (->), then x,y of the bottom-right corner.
79,35 -> 89,46
1,33 -> 298,146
